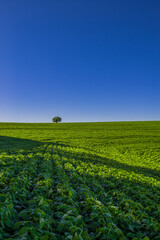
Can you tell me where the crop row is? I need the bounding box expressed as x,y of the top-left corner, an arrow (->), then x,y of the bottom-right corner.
52,145 -> 160,239
0,144 -> 160,239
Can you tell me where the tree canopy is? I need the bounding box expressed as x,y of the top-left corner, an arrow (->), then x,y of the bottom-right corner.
52,116 -> 62,123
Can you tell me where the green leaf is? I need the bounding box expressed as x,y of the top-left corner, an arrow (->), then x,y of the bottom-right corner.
81,230 -> 91,240
39,198 -> 44,205
70,226 -> 77,233
40,218 -> 45,229
5,220 -> 13,227
76,215 -> 83,227
40,235 -> 49,240
128,224 -> 134,232
114,228 -> 125,238
18,226 -> 29,236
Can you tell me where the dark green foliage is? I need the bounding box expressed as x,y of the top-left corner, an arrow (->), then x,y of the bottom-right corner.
52,116 -> 62,123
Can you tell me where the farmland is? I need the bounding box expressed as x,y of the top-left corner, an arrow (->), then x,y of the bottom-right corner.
0,121 -> 160,240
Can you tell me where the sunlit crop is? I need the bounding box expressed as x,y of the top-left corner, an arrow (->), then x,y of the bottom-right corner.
0,121 -> 160,239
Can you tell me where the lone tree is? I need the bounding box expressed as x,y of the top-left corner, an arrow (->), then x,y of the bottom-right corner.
52,116 -> 62,123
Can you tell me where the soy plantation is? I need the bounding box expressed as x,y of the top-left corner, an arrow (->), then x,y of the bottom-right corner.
0,121 -> 160,240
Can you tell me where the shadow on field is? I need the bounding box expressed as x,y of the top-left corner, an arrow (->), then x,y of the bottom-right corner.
0,136 -> 159,182
54,143 -> 160,181
1,139 -> 159,238
0,136 -> 43,152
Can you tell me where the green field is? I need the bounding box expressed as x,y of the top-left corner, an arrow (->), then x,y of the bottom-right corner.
0,121 -> 160,240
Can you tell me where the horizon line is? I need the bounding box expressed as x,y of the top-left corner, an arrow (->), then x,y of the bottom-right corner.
0,120 -> 160,124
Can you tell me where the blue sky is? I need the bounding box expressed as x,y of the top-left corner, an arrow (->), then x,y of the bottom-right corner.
0,0 -> 160,122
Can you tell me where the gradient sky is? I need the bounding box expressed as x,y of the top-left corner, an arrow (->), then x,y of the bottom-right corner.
0,0 -> 160,122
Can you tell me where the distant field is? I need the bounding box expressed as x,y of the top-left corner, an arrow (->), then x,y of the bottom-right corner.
0,121 -> 160,239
